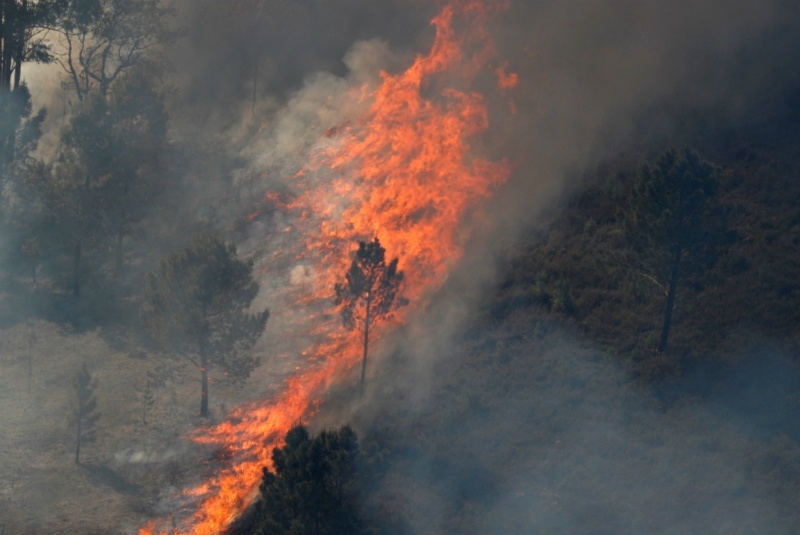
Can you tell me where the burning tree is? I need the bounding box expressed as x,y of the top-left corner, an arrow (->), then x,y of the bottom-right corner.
141,234 -> 269,418
70,363 -> 100,464
335,238 -> 407,387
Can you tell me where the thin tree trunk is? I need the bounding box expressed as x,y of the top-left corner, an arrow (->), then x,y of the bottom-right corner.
0,0 -> 7,91
658,245 -> 683,354
75,418 -> 81,464
12,0 -> 23,90
200,352 -> 209,417
142,382 -> 148,425
1,0 -> 12,92
360,295 -> 371,387
27,339 -> 31,394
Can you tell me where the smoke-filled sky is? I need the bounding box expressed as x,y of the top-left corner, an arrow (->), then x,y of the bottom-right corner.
26,0 -> 800,225
158,0 -> 800,255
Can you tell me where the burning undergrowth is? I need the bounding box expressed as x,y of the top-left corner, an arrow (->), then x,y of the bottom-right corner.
140,2 -> 514,533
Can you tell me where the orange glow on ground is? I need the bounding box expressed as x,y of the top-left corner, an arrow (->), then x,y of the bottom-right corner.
140,1 -> 511,533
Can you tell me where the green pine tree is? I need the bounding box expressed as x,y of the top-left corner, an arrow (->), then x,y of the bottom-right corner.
141,233 -> 269,417
254,425 -> 364,535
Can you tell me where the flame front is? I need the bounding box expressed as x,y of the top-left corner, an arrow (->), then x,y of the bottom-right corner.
141,1 -> 513,533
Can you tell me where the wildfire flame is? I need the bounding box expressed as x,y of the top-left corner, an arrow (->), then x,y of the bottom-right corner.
140,1 -> 513,533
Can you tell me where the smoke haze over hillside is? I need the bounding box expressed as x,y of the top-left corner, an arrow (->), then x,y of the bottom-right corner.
3,1 -> 800,533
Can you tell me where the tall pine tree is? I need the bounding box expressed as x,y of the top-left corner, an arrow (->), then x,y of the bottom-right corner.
335,238 -> 407,387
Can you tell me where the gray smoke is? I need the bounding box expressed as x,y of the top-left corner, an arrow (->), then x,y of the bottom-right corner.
6,0 -> 800,533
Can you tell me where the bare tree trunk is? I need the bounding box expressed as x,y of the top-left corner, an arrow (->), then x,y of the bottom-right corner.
12,0 -> 24,90
1,1 -> 12,91
658,245 -> 683,354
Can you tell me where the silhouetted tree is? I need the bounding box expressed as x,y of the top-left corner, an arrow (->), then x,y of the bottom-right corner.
0,0 -> 60,166
335,238 -> 407,387
29,69 -> 169,294
0,0 -> 60,93
631,147 -> 721,353
0,81 -> 46,276
70,362 -> 100,464
253,425 -> 363,535
141,234 -> 269,417
55,0 -> 175,101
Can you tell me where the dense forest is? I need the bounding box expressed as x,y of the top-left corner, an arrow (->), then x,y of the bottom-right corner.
0,1 -> 799,534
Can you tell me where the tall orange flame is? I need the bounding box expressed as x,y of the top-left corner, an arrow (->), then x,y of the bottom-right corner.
140,1 -> 513,533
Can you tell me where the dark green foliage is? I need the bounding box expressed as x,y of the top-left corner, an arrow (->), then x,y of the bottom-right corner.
489,127 -> 800,369
0,0 -> 61,91
335,238 -> 407,386
630,147 -> 723,353
0,83 -> 31,166
27,69 -> 170,294
0,0 -> 60,222
252,425 -> 364,535
141,233 -> 269,417
70,362 -> 100,464
0,83 -> 45,252
632,148 -> 719,252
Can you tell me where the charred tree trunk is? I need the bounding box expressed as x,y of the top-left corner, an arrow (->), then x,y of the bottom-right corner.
658,244 -> 683,354
200,352 -> 209,417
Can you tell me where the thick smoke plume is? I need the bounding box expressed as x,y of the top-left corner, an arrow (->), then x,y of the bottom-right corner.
149,0 -> 800,532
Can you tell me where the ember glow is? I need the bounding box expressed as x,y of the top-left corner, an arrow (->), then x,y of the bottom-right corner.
140,1 -> 513,533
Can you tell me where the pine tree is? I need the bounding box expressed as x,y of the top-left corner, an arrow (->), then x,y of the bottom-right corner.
254,425 -> 363,535
335,238 -> 407,387
631,147 -> 723,353
141,234 -> 269,417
